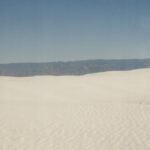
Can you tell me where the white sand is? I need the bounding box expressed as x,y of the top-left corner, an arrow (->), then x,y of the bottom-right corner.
0,69 -> 150,150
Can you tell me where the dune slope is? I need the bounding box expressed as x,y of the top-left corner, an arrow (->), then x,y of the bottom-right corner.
0,69 -> 150,150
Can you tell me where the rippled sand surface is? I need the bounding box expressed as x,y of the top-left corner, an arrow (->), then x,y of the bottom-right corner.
0,69 -> 150,150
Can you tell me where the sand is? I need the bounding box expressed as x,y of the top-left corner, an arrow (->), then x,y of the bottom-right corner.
0,69 -> 150,150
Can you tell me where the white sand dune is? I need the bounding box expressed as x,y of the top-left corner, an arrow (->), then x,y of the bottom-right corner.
0,69 -> 150,150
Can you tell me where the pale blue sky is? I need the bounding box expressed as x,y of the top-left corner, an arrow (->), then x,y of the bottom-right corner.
0,0 -> 150,63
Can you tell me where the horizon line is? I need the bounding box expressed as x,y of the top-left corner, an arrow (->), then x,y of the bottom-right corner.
1,58 -> 150,65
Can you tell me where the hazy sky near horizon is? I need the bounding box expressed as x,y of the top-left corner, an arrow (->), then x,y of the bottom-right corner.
0,0 -> 150,63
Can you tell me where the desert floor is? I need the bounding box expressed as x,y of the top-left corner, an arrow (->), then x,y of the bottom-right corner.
0,69 -> 150,150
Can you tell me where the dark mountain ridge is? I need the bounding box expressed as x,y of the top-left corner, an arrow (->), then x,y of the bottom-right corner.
0,59 -> 150,77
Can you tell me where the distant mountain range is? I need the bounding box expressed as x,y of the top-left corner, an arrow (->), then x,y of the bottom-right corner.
0,59 -> 150,76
